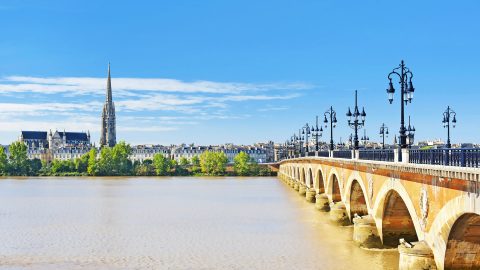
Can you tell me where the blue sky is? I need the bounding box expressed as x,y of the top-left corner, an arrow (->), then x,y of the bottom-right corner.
0,1 -> 479,145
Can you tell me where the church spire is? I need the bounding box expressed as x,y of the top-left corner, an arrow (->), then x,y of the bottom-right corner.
100,62 -> 117,148
106,62 -> 112,103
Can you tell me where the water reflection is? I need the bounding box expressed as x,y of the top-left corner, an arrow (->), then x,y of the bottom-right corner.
0,177 -> 398,269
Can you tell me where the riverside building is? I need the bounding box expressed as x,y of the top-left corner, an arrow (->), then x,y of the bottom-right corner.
20,130 -> 92,161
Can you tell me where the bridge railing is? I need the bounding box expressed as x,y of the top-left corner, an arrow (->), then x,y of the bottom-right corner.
359,149 -> 395,162
332,150 -> 352,159
409,148 -> 480,168
318,151 -> 330,157
282,147 -> 480,169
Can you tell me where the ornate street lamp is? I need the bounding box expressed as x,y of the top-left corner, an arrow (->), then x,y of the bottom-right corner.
406,116 -> 416,148
361,129 -> 370,147
290,133 -> 298,157
442,106 -> 456,148
301,123 -> 311,154
386,60 -> 415,149
346,90 -> 366,150
311,116 -> 323,151
290,137 -> 296,158
379,123 -> 389,149
324,106 -> 337,151
298,129 -> 304,156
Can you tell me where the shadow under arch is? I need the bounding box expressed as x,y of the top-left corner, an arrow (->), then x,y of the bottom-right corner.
444,213 -> 480,270
315,168 -> 325,193
300,167 -> 306,184
330,173 -> 341,203
308,168 -> 314,188
382,190 -> 419,247
349,179 -> 368,218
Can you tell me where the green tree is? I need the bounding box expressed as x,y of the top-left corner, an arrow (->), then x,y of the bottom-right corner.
96,147 -> 113,176
50,159 -> 75,174
8,141 -> 29,176
179,157 -> 189,166
233,151 -> 251,176
191,155 -> 201,174
87,148 -> 97,176
134,159 -> 155,176
200,151 -> 228,176
111,141 -> 133,175
89,142 -> 132,176
249,161 -> 260,176
75,152 -> 90,173
0,146 -> 7,175
258,166 -> 272,176
28,158 -> 42,176
153,153 -> 172,176
39,160 -> 51,176
174,157 -> 190,176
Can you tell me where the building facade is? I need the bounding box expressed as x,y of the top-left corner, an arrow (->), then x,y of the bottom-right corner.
20,130 -> 91,161
169,144 -> 268,164
131,145 -> 171,162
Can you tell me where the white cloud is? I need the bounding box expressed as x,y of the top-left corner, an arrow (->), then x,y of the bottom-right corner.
258,106 -> 289,112
1,76 -> 313,95
0,102 -> 101,113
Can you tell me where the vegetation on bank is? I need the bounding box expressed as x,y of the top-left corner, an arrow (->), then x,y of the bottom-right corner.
0,141 -> 273,177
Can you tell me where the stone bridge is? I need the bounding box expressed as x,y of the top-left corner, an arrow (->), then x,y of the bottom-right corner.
277,157 -> 480,270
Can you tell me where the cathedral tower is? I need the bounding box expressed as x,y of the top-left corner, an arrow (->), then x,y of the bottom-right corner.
100,63 -> 116,147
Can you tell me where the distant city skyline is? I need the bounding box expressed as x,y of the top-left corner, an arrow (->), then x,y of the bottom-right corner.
0,1 -> 479,145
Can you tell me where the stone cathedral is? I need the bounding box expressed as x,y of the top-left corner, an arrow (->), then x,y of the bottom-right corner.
100,63 -> 117,147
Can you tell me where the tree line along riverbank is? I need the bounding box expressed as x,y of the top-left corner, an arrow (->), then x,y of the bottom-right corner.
0,141 -> 274,177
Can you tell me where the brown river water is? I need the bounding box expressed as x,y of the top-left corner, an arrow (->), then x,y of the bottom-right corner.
0,177 -> 399,269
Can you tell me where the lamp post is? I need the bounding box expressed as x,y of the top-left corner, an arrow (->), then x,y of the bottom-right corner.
346,90 -> 366,150
442,106 -> 456,148
361,129 -> 370,147
301,123 -> 311,154
311,116 -> 323,151
406,116 -> 416,148
298,129 -> 304,156
386,60 -> 415,149
379,123 -> 389,149
324,106 -> 337,151
290,134 -> 298,157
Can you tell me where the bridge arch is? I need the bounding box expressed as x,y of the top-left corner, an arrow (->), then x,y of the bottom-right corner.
427,193 -> 480,269
296,167 -> 300,182
315,167 -> 325,193
344,172 -> 369,221
443,213 -> 480,270
300,167 -> 306,184
373,180 -> 422,247
308,168 -> 314,188
327,168 -> 342,203
381,190 -> 419,247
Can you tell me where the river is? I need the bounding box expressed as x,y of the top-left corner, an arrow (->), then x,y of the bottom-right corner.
0,177 -> 398,269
